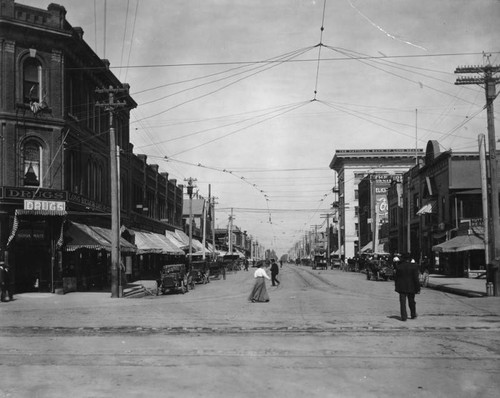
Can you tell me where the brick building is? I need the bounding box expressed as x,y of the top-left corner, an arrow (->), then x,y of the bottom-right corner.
0,1 -> 185,293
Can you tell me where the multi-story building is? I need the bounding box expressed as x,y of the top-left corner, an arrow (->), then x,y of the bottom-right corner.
329,149 -> 423,259
390,140 -> 487,276
0,1 -> 184,293
358,173 -> 403,253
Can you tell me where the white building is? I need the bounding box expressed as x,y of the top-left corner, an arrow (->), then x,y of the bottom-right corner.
329,149 -> 423,259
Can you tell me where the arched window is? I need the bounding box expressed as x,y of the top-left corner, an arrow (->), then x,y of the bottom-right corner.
23,140 -> 42,187
23,58 -> 43,103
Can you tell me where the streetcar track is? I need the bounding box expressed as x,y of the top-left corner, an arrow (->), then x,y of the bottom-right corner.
1,325 -> 499,337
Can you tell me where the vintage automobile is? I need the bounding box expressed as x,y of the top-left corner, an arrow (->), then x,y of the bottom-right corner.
190,260 -> 210,284
209,260 -> 226,280
366,255 -> 393,281
312,254 -> 328,270
157,264 -> 191,295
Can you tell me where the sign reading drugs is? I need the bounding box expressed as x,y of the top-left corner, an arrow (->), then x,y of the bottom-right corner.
24,199 -> 66,211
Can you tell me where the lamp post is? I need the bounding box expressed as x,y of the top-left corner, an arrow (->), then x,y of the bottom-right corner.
185,178 -> 197,270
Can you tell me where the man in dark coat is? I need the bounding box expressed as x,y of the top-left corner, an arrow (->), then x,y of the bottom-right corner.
0,261 -> 12,302
270,259 -> 280,287
394,255 -> 420,321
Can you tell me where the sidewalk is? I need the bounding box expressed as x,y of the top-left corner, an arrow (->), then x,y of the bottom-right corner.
426,274 -> 488,297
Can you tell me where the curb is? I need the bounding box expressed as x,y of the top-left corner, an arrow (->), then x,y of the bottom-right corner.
426,283 -> 486,298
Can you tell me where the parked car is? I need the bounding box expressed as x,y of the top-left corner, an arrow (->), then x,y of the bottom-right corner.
157,264 -> 191,295
190,260 -> 210,284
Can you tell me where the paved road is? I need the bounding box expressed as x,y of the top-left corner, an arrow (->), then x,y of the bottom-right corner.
1,265 -> 499,398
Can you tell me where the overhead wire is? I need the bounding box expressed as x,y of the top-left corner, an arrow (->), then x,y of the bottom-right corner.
118,0 -> 131,80
132,46 -> 316,123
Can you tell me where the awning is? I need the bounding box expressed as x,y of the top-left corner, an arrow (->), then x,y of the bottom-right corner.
417,201 -> 436,216
360,241 -> 388,254
132,230 -> 184,255
63,222 -> 136,252
171,229 -> 209,253
174,230 -> 190,246
165,230 -> 188,249
432,234 -> 485,253
7,208 -> 66,247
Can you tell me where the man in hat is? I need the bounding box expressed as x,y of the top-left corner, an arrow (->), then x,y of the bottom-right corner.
270,259 -> 280,287
394,255 -> 420,321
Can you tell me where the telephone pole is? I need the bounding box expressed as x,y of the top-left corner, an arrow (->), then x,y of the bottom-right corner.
320,213 -> 334,264
455,60 -> 500,263
456,59 -> 500,296
96,86 -> 128,298
184,178 -> 197,270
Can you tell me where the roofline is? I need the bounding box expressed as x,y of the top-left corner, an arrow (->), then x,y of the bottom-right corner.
329,148 -> 424,171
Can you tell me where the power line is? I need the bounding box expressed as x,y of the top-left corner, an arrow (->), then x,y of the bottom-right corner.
63,51 -> 498,71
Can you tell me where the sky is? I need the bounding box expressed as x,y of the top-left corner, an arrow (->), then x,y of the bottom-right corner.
24,0 -> 500,256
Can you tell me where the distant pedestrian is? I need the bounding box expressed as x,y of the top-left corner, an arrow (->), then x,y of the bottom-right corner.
248,260 -> 270,303
270,259 -> 280,287
394,256 -> 420,321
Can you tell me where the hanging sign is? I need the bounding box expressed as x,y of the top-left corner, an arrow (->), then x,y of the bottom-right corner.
24,199 -> 66,211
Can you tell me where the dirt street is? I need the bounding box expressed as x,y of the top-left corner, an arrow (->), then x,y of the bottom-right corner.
1,265 -> 499,398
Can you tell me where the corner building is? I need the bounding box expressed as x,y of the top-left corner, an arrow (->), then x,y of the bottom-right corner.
329,149 -> 423,259
0,1 -> 184,294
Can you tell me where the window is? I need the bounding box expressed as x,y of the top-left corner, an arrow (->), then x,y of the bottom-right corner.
354,189 -> 359,200
23,140 -> 42,187
23,58 -> 42,104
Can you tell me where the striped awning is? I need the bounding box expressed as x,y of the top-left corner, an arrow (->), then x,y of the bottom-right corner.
63,222 -> 136,253
7,208 -> 67,247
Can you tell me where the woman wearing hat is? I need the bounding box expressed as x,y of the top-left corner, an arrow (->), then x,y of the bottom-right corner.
248,260 -> 270,303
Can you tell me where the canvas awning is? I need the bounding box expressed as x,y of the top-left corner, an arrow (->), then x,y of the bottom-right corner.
360,241 -> 387,254
132,230 -> 184,255
7,208 -> 66,247
432,234 -> 485,253
63,222 -> 136,252
417,201 -> 437,216
165,230 -> 187,249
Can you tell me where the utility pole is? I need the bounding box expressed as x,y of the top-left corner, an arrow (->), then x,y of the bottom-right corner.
210,195 -> 218,260
228,208 -> 234,254
185,178 -> 197,270
479,134 -> 490,265
320,213 -> 333,264
96,85 -> 128,298
455,60 -> 500,263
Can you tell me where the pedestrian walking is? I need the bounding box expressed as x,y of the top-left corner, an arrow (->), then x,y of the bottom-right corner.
270,259 -> 280,286
248,260 -> 270,303
394,255 -> 420,321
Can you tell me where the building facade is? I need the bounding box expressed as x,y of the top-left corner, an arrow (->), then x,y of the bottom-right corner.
329,149 -> 423,259
388,140 -> 487,276
0,1 -> 184,293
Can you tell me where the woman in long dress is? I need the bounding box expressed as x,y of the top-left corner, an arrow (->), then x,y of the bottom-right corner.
248,261 -> 271,302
